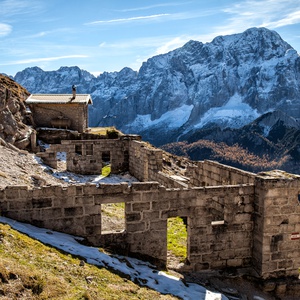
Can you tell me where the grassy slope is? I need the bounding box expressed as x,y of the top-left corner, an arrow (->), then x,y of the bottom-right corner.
162,140 -> 291,173
0,223 -> 177,300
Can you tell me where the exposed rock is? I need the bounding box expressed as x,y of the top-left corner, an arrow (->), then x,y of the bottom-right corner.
0,74 -> 34,150
0,144 -> 67,188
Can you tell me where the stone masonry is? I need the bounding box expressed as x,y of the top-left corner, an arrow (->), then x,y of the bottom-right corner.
0,136 -> 300,281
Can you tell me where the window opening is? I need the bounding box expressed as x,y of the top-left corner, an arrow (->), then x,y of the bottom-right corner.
167,217 -> 187,270
56,151 -> 66,171
75,144 -> 82,155
101,202 -> 125,233
102,151 -> 110,163
86,144 -> 93,156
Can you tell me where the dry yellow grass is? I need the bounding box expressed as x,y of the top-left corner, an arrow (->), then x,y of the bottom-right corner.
88,127 -> 121,136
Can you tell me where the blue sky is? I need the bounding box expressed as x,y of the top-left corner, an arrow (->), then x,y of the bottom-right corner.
1,0 -> 300,76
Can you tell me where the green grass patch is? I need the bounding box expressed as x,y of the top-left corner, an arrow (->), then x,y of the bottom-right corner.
0,223 -> 177,300
167,217 -> 187,262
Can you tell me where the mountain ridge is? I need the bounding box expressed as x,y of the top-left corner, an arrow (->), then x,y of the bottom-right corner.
13,28 -> 300,141
12,27 -> 300,173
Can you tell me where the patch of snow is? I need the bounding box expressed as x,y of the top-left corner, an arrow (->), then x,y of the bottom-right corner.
56,151 -> 66,161
170,175 -> 189,182
263,125 -> 271,136
194,94 -> 260,129
127,104 -> 194,130
50,170 -> 139,185
0,217 -> 227,300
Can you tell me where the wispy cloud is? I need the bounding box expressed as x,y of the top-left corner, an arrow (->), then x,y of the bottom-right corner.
0,0 -> 42,17
86,14 -> 171,25
86,10 -> 215,26
25,27 -> 73,39
119,2 -> 192,12
217,0 -> 300,35
261,10 -> 300,28
0,55 -> 88,66
0,23 -> 12,37
98,36 -> 171,49
155,37 -> 189,55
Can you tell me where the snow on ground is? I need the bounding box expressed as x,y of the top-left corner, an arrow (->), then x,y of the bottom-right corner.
35,141 -> 139,185
51,169 -> 139,185
0,217 -> 227,300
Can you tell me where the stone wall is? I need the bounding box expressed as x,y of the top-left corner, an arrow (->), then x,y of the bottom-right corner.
37,137 -> 132,174
253,171 -> 300,278
0,181 -> 255,271
128,140 -> 187,188
125,182 -> 255,270
129,140 -> 162,181
29,103 -> 88,132
188,160 -> 256,186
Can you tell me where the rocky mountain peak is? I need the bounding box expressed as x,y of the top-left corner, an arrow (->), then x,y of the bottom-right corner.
13,27 -> 300,147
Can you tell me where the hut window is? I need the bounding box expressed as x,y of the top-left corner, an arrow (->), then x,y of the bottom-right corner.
86,144 -> 93,156
75,144 -> 82,155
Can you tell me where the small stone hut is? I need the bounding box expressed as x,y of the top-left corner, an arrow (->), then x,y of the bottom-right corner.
25,92 -> 93,133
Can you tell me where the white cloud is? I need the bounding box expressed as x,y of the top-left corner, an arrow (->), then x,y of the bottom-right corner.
86,14 -> 171,25
261,10 -> 300,28
0,55 -> 88,66
0,0 -> 42,17
0,23 -> 12,37
219,0 -> 300,33
119,2 -> 193,12
155,37 -> 189,55
98,36 -> 170,50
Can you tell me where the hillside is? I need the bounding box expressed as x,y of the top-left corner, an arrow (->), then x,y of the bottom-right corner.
0,223 -> 177,300
163,110 -> 300,175
161,140 -> 294,174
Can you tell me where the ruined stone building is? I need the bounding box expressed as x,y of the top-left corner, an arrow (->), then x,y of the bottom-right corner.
1,94 -> 300,295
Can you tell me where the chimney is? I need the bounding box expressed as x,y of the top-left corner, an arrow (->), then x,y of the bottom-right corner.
72,85 -> 77,99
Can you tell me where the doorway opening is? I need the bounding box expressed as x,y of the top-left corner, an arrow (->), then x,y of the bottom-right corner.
167,216 -> 187,270
102,151 -> 111,176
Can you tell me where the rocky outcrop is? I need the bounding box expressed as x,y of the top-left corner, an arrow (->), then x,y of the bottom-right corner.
0,74 -> 34,149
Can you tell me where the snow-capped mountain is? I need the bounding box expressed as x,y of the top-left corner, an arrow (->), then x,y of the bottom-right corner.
14,27 -> 300,146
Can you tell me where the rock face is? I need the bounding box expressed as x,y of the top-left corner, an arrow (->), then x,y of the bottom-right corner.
14,27 -> 300,146
0,74 -> 33,149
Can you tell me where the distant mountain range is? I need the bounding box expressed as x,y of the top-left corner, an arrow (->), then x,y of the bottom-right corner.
12,27 -> 300,174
